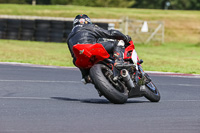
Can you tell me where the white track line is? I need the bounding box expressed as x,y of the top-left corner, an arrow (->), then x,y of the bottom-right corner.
1,80 -> 199,87
163,100 -> 200,102
157,83 -> 200,87
0,79 -> 81,83
0,97 -> 51,100
0,97 -> 199,102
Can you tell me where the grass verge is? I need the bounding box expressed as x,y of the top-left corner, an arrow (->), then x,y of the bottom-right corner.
0,4 -> 199,43
136,42 -> 200,74
0,40 -> 199,74
0,40 -> 73,66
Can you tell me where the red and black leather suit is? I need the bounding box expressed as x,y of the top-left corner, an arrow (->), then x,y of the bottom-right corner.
67,23 -> 131,78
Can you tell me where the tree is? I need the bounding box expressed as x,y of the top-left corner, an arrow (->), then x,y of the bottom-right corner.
132,0 -> 200,10
132,0 -> 167,9
0,0 -> 26,4
170,0 -> 200,10
51,0 -> 72,5
71,0 -> 135,7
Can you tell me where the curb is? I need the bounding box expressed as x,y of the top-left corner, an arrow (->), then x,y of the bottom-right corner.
145,71 -> 200,78
0,62 -> 77,70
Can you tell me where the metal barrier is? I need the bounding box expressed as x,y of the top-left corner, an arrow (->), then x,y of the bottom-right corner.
120,17 -> 164,44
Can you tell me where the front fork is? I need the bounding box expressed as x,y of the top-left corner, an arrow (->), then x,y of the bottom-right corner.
137,64 -> 145,85
138,64 -> 151,85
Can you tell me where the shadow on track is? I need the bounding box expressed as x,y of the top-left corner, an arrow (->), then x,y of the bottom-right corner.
51,97 -> 148,104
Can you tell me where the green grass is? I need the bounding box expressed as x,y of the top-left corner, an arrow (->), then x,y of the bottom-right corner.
0,4 -> 199,19
0,40 -> 73,66
0,40 -> 200,74
0,4 -> 200,43
0,4 -> 200,74
136,42 -> 200,74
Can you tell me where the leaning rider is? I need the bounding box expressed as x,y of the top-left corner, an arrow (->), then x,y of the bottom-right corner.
67,14 -> 132,84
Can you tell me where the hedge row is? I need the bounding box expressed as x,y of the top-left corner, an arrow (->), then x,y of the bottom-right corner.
0,0 -> 200,10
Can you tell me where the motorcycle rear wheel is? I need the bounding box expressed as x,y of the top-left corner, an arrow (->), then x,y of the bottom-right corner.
90,64 -> 128,104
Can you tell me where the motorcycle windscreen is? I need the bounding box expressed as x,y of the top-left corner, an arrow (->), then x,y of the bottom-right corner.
73,43 -> 110,68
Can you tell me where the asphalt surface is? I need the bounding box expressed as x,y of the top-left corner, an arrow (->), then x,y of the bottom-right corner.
0,63 -> 200,133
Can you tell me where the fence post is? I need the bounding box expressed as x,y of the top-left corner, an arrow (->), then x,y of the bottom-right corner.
162,22 -> 165,43
125,17 -> 129,35
32,0 -> 36,5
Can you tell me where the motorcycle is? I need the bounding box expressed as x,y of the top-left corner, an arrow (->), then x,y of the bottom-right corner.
73,40 -> 160,104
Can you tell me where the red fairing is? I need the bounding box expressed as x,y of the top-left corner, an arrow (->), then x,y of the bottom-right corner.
124,40 -> 135,60
73,43 -> 110,69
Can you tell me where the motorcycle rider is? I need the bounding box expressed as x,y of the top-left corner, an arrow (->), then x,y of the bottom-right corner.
67,14 -> 132,84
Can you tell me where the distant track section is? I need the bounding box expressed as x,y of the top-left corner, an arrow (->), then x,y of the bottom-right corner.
0,62 -> 199,78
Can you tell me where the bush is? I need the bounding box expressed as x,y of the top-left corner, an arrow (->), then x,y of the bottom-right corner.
0,0 -> 27,4
51,0 -> 71,5
36,0 -> 51,5
0,0 -> 51,4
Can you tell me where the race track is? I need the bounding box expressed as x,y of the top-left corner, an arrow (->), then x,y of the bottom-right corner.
0,63 -> 200,133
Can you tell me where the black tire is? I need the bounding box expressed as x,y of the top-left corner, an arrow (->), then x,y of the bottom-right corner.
0,19 -> 7,28
35,29 -> 49,42
0,30 -> 6,39
0,28 -> 6,39
7,19 -> 21,29
95,23 -> 108,30
65,21 -> 73,29
51,20 -> 65,29
144,81 -> 160,102
90,64 -> 128,104
65,29 -> 71,38
20,29 -> 34,40
21,29 -> 34,36
21,20 -> 35,29
49,33 -> 64,42
49,29 -> 64,42
6,28 -> 20,40
35,20 -> 51,29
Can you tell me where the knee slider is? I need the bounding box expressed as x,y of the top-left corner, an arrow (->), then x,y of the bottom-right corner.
117,40 -> 125,47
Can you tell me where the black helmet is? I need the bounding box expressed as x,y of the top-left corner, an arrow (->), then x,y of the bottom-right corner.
73,14 -> 92,27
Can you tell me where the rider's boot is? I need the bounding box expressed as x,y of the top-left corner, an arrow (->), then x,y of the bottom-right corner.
113,43 -> 133,69
79,68 -> 92,84
113,41 -> 125,69
81,75 -> 93,84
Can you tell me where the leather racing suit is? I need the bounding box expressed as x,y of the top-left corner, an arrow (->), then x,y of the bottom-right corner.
67,23 -> 131,79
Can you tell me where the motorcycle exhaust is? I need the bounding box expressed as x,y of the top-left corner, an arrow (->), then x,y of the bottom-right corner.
120,69 -> 135,89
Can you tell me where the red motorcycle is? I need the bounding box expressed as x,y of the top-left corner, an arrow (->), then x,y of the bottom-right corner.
73,40 -> 160,104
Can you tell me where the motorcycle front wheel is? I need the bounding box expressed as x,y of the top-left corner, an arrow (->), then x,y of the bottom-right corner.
144,79 -> 160,102
90,64 -> 128,104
